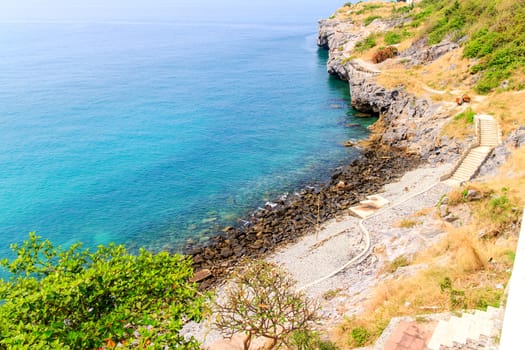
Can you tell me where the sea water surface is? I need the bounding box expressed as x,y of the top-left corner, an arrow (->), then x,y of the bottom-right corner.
0,5 -> 375,257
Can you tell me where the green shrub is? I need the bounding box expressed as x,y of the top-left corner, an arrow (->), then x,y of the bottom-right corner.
0,233 -> 206,349
351,327 -> 370,347
356,4 -> 382,15
393,5 -> 413,15
463,29 -> 501,58
410,7 -> 432,27
412,0 -> 525,93
355,34 -> 377,53
453,107 -> 475,124
364,15 -> 382,26
384,31 -> 402,45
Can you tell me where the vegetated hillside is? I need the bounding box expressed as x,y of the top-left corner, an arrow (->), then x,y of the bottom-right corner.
322,1 -> 525,348
330,0 -> 525,138
336,0 -> 525,94
416,0 -> 525,93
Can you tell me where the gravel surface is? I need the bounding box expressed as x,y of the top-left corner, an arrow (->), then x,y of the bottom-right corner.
184,162 -> 456,346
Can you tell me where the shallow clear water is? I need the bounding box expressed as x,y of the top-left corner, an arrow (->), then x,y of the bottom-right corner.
0,14 -> 375,256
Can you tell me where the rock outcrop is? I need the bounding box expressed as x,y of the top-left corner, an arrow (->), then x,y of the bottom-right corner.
317,18 -> 467,163
186,148 -> 420,289
317,18 -> 392,80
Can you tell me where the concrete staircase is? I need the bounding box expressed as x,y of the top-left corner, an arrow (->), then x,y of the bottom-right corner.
447,146 -> 493,183
444,115 -> 500,185
427,307 -> 503,350
478,115 -> 500,147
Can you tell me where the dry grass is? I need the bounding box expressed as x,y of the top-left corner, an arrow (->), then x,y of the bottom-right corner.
329,2 -> 525,347
335,167 -> 523,348
414,208 -> 433,217
474,88 -> 525,137
440,107 -> 476,140
395,218 -> 420,228
335,221 -> 516,348
376,50 -> 474,101
332,2 -> 407,22
486,147 -> 525,198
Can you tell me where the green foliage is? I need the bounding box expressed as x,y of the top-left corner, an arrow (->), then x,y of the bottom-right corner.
356,4 -> 382,15
290,330 -> 339,350
440,277 -> 466,309
413,0 -> 525,93
291,330 -> 320,350
350,327 -> 370,347
0,232 -> 205,349
354,34 -> 377,53
364,15 -> 382,26
472,287 -> 502,310
213,260 -> 319,350
480,188 -> 522,234
463,29 -> 501,58
427,0 -> 465,44
318,340 -> 340,350
393,6 -> 413,15
384,31 -> 402,45
453,107 -> 475,124
410,7 -> 433,28
385,255 -> 410,273
505,250 -> 516,263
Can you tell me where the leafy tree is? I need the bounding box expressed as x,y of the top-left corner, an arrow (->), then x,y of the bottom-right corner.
0,232 -> 206,349
213,260 -> 318,350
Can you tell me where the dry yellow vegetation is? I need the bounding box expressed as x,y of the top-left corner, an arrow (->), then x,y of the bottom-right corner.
329,1 -> 525,347
335,146 -> 525,348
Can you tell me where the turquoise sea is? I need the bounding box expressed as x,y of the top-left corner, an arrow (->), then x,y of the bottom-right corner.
0,1 -> 374,257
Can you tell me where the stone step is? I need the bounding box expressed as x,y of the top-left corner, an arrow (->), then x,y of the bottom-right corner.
427,309 -> 501,350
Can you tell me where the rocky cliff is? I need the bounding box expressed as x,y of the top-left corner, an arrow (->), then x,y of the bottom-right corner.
318,18 -> 467,163
317,17 -> 392,81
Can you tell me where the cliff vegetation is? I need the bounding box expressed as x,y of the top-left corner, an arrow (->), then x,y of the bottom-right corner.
320,1 -> 525,348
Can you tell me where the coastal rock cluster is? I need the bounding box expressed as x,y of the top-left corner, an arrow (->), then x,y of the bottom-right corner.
318,18 -> 467,163
186,12 -> 466,289
317,18 -> 393,81
186,148 -> 419,289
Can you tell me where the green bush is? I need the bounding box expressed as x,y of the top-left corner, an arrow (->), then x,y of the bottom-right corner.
290,330 -> 340,350
463,29 -> 501,58
453,107 -> 475,124
413,0 -> 525,93
0,233 -> 206,349
392,5 -> 413,15
354,35 -> 377,53
356,4 -> 382,15
364,15 -> 382,26
351,327 -> 370,347
384,31 -> 402,45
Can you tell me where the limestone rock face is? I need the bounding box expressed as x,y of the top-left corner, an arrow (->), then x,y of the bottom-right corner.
317,16 -> 469,163
317,18 -> 391,80
401,37 -> 460,65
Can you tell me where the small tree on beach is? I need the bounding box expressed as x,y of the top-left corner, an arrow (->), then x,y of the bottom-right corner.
213,260 -> 319,350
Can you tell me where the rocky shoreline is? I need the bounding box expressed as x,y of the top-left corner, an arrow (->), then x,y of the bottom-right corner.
186,146 -> 420,289
318,16 -> 467,163
185,10 -> 473,289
